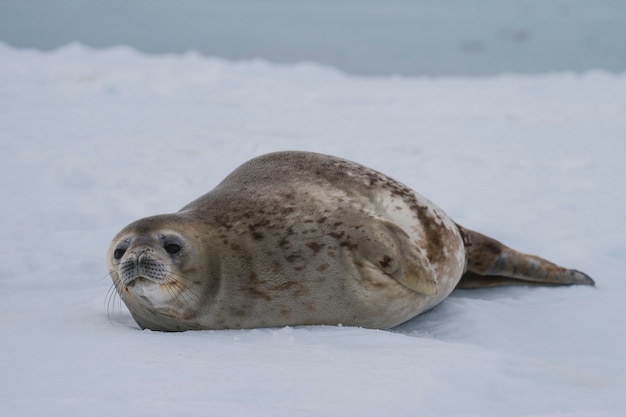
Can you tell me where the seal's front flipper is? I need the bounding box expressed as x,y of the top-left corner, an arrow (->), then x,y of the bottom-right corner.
456,224 -> 595,289
354,218 -> 439,296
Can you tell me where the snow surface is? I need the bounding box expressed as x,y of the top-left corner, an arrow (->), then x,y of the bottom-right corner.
1,43 -> 625,416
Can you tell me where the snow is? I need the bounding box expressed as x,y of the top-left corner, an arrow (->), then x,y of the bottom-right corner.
1,42 -> 625,416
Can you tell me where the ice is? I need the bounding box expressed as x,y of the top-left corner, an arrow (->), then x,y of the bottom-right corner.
0,43 -> 625,416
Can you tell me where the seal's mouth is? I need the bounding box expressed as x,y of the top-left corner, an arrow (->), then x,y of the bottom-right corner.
125,275 -> 162,287
124,276 -> 168,305
126,277 -> 143,287
123,274 -> 182,301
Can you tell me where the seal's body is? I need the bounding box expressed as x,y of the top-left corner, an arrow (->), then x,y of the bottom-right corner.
107,152 -> 594,331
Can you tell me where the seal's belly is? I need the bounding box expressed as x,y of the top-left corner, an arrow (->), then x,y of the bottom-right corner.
202,190 -> 465,330
206,243 -> 455,330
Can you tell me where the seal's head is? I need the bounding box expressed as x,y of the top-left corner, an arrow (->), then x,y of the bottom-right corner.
107,214 -> 215,331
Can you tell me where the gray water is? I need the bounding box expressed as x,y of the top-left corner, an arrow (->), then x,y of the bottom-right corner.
1,0 -> 625,76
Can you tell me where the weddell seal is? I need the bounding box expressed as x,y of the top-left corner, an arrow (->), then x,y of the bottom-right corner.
107,151 -> 594,331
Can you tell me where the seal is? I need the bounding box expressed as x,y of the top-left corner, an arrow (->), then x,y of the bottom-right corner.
107,151 -> 594,331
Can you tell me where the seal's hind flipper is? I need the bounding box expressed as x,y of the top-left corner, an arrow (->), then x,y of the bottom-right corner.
456,271 -> 594,289
355,219 -> 439,296
456,225 -> 595,289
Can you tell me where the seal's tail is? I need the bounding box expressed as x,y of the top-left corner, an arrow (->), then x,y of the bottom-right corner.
455,225 -> 595,289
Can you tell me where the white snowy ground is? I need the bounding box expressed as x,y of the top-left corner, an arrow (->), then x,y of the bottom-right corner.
1,43 -> 625,417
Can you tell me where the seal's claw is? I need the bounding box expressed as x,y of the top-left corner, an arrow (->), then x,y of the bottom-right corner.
569,269 -> 595,286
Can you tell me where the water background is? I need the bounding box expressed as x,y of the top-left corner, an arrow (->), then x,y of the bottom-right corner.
2,0 -> 625,76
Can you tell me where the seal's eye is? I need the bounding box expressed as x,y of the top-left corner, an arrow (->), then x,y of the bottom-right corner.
164,243 -> 182,255
113,248 -> 126,260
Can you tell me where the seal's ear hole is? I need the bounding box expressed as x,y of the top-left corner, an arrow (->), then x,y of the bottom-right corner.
113,248 -> 126,260
164,243 -> 182,255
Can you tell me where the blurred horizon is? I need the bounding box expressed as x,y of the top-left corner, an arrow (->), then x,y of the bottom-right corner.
1,0 -> 625,77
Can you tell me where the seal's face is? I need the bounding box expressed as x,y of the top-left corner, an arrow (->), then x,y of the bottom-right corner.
111,232 -> 185,294
107,216 -> 210,330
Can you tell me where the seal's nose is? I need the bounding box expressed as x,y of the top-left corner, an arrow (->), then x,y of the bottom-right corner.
118,247 -> 154,285
137,250 -> 168,281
